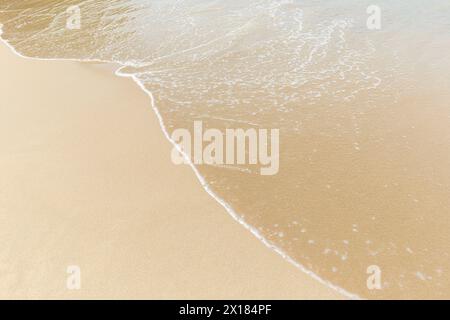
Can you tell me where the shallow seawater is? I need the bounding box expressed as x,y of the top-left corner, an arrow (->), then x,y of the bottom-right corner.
1,0 -> 450,298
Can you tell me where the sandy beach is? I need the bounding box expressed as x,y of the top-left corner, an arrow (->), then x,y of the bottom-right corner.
1,0 -> 450,300
0,43 -> 343,299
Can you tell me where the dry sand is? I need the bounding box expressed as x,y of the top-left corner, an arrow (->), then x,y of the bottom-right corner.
0,43 -> 343,299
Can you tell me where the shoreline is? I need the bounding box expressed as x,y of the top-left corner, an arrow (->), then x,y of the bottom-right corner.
122,74 -> 358,300
0,41 -> 345,299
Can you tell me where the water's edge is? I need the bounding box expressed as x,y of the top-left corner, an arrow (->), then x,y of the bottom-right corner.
0,30 -> 360,300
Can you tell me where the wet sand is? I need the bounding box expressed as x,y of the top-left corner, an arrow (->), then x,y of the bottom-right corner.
0,43 -> 343,299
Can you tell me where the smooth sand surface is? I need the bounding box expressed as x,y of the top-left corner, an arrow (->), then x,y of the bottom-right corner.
0,43 -> 343,299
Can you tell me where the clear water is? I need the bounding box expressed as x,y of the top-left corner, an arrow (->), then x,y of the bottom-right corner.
1,0 -> 450,298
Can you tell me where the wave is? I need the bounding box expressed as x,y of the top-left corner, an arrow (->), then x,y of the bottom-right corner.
2,0 -> 450,299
